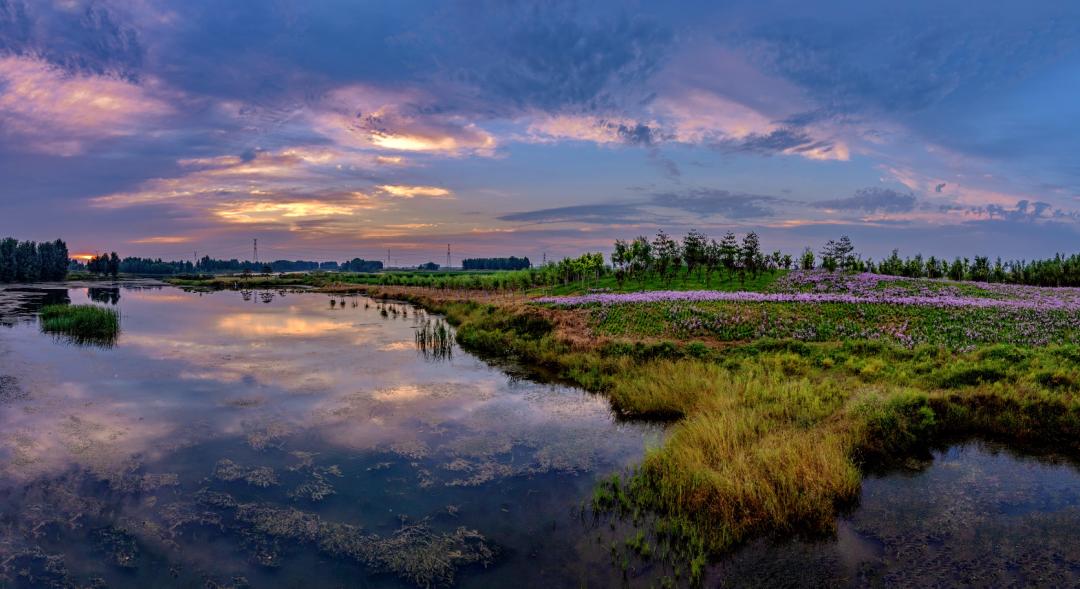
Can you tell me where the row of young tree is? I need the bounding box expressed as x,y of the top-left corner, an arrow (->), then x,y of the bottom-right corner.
869,250 -> 1080,286
610,230 -> 790,286
461,257 -> 532,271
605,230 -> 1080,288
0,238 -> 71,282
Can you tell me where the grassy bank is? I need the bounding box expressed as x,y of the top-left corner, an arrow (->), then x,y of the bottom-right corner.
353,280 -> 1080,583
39,304 -> 120,343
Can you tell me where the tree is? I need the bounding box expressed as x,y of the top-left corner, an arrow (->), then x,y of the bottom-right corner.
682,230 -> 707,279
652,230 -> 679,284
947,257 -> 966,281
0,238 -> 16,282
107,252 -> 121,277
628,236 -> 652,283
926,256 -> 943,279
703,239 -> 722,286
970,256 -> 991,282
740,232 -> 761,278
719,232 -> 739,279
14,241 -> 39,281
799,247 -> 815,270
611,239 -> 629,272
821,236 -> 857,272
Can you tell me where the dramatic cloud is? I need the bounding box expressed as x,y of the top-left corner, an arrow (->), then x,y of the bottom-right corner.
312,85 -> 497,156
1,0 -> 1078,260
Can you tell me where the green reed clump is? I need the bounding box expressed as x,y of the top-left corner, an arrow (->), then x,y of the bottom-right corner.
39,304 -> 120,343
415,319 -> 454,359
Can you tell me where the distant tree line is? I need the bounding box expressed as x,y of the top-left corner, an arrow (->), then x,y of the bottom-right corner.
87,256 -> 383,275
461,257 -> 532,271
339,258 -> 384,272
0,238 -> 70,282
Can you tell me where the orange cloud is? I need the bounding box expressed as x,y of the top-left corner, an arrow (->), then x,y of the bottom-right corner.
376,185 -> 452,198
312,85 -> 497,156
130,236 -> 191,244
214,200 -> 362,224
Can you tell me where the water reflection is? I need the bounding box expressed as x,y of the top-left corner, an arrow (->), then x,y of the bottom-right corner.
88,287 -> 121,305
708,440 -> 1080,587
0,286 -> 660,587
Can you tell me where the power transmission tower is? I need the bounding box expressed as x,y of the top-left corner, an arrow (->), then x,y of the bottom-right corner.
253,239 -> 259,264
446,244 -> 451,269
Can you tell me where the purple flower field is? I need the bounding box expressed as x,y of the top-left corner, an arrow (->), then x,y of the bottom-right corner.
535,271 -> 1080,349
535,271 -> 1080,312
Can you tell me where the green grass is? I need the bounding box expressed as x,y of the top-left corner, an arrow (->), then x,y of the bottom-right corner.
39,304 -> 120,344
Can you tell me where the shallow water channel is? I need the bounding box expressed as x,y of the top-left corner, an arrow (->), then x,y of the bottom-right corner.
1,284 -> 1079,587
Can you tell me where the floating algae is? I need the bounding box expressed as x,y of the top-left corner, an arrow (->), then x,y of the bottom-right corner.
195,491 -> 497,587
287,462 -> 342,502
214,459 -> 279,488
288,475 -> 336,502
241,419 -> 292,451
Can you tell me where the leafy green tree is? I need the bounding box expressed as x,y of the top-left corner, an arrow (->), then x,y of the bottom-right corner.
628,236 -> 652,283
740,232 -> 761,278
107,252 -> 121,277
682,230 -> 707,279
719,232 -> 739,279
703,239 -> 722,286
799,247 -> 815,270
947,257 -> 967,281
652,230 -> 679,284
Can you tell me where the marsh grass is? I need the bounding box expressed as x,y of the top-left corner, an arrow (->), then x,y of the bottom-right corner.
39,304 -> 120,345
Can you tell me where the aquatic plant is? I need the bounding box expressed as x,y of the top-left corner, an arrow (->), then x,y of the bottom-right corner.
38,303 -> 120,344
415,319 -> 454,360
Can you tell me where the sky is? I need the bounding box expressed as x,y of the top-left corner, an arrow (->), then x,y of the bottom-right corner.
2,0 -> 1080,265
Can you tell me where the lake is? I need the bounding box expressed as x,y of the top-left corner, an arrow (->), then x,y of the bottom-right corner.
2,283 -> 1079,587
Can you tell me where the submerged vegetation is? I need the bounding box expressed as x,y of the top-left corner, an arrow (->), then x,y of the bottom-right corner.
38,304 -> 120,344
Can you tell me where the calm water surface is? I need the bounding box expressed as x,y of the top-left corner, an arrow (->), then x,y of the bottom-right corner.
0,284 -> 661,587
2,284 -> 1080,588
